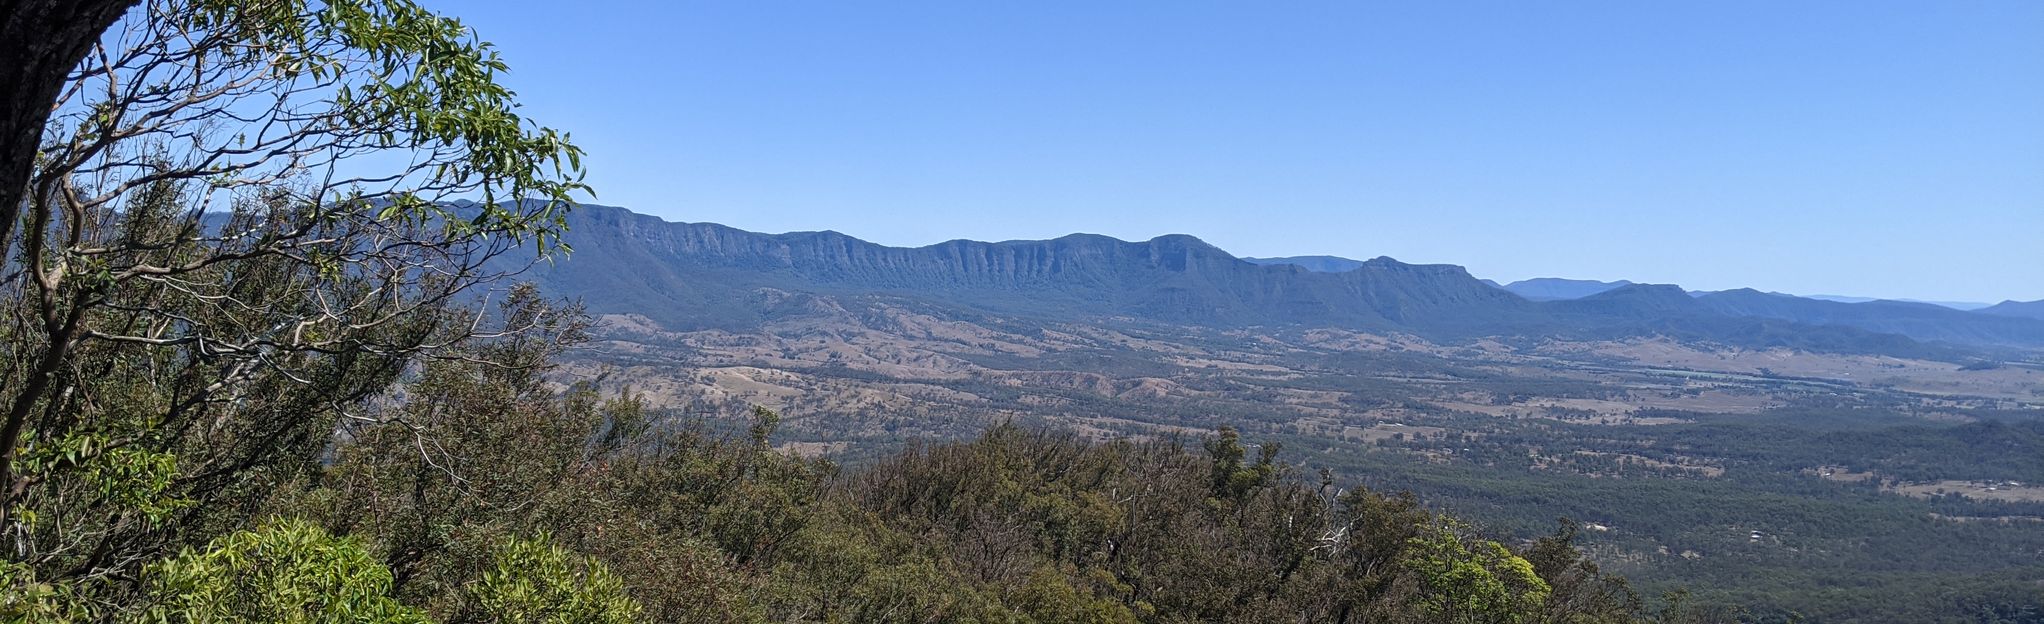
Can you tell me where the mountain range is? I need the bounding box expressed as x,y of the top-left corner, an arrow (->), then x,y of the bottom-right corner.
1800,295 -> 1993,310
1252,258 -> 2013,311
500,203 -> 2044,355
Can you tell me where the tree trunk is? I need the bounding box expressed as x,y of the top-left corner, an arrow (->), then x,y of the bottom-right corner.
0,0 -> 138,525
0,0 -> 138,260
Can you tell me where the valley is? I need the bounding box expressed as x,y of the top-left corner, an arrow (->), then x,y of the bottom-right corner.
554,287 -> 2044,621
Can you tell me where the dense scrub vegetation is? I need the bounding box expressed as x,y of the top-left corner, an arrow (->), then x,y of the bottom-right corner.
5,291 -> 1712,622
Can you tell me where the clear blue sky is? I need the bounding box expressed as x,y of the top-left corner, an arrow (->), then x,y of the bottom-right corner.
434,0 -> 2043,303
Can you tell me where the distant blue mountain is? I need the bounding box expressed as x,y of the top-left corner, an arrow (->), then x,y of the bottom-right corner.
1241,255 -> 1369,273
1803,295 -> 1992,311
1497,278 -> 1634,301
1693,289 -> 2044,347
1978,299 -> 2044,321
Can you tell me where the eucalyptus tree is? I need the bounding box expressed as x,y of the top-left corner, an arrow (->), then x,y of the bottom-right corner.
0,0 -> 587,605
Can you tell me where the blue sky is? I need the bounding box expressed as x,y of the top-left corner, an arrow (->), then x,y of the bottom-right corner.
434,0 -> 2043,303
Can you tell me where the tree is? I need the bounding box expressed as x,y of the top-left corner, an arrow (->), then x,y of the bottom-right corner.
313,287 -> 611,611
136,519 -> 430,624
461,534 -> 641,624
1,0 -> 586,602
1398,520 -> 1551,624
1523,519 -> 1644,624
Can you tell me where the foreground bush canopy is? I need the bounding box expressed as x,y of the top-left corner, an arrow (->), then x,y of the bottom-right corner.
2,290 -> 1673,623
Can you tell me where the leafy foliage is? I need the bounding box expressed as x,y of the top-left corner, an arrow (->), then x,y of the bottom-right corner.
1399,521 -> 1551,624
462,535 -> 641,624
136,520 -> 428,624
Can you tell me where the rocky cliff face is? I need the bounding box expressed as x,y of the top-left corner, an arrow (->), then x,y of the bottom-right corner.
501,203 -> 2044,353
525,204 -> 1529,332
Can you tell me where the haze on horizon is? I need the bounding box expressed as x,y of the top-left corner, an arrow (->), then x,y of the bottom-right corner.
438,0 -> 2044,303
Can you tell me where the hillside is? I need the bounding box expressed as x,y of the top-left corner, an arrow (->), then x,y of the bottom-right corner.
1980,299 -> 2044,321
1696,289 -> 2044,348
1805,294 -> 1992,310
